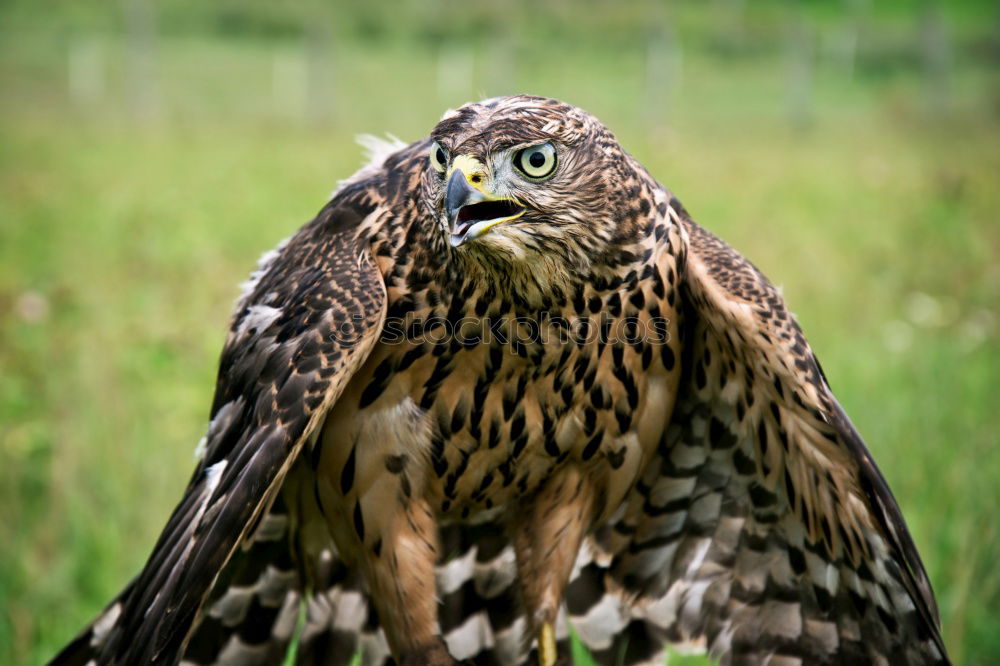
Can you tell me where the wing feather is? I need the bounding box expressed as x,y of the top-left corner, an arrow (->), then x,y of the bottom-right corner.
600,202 -> 948,665
51,182 -> 390,665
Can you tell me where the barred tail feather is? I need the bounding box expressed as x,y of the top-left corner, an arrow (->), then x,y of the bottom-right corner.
181,496 -> 302,666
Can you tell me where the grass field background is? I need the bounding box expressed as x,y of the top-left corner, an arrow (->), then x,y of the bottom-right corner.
1,1 -> 998,664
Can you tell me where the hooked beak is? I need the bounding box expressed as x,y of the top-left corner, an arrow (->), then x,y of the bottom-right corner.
445,159 -> 525,247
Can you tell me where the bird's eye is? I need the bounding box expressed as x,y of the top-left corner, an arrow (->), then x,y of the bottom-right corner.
429,142 -> 448,174
514,143 -> 557,180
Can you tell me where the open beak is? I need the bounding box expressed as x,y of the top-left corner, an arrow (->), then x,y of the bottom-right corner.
445,158 -> 525,247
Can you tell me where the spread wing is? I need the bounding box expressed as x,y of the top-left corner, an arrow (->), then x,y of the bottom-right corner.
580,202 -> 949,665
51,180 -> 390,665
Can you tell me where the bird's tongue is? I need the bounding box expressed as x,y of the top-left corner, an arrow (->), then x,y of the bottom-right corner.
451,200 -> 523,242
452,219 -> 475,238
450,222 -> 475,247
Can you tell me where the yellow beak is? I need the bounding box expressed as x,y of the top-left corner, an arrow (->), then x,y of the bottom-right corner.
445,155 -> 525,247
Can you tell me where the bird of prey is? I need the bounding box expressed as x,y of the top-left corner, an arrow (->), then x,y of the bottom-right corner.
53,95 -> 948,666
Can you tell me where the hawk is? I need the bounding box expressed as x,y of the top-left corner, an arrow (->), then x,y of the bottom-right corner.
53,95 -> 948,666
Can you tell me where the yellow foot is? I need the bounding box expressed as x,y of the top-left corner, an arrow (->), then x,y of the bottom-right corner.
538,622 -> 557,666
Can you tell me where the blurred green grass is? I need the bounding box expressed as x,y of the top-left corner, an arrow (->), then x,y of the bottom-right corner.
1,1 -> 999,664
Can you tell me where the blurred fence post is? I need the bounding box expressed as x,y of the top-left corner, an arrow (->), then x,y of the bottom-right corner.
921,2 -> 952,117
307,22 -> 334,125
437,42 -> 474,105
68,36 -> 106,107
483,0 -> 517,98
486,30 -> 517,98
826,0 -> 867,80
645,5 -> 681,131
272,46 -> 308,122
712,0 -> 746,53
124,0 -> 159,123
785,16 -> 814,130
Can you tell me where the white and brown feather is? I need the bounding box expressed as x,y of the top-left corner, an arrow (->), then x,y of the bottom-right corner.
51,96 -> 947,666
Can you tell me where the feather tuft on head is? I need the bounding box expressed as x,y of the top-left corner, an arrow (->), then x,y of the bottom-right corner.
331,133 -> 408,198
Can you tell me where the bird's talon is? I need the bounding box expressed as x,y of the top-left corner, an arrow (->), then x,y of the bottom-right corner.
538,622 -> 558,666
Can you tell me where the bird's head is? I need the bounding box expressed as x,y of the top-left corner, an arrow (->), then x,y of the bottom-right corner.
421,96 -> 649,295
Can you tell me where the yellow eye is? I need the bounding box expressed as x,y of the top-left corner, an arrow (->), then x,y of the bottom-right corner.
514,142 -> 557,179
429,142 -> 448,174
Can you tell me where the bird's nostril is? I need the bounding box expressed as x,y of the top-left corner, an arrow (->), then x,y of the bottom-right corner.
471,175 -> 482,184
